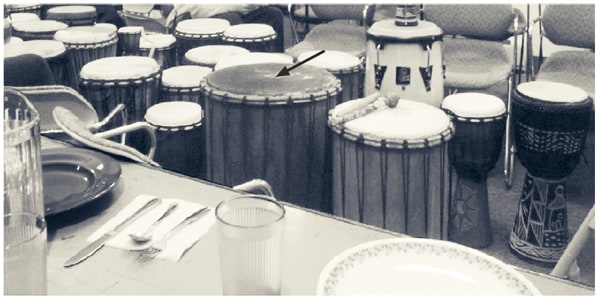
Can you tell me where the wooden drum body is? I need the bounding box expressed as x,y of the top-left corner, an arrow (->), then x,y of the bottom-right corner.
160,65 -> 212,103
221,23 -> 277,52
329,96 -> 454,238
510,81 -> 593,263
174,18 -> 230,64
442,93 -> 506,248
201,63 -> 341,211
365,20 -> 444,107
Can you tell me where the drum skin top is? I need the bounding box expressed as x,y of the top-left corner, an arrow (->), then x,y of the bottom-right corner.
516,81 -> 588,103
298,50 -> 361,71
162,65 -> 212,88
12,20 -> 68,33
367,19 -> 443,41
80,56 -> 160,81
139,34 -> 176,49
175,18 -> 230,35
54,24 -> 117,44
46,5 -> 97,17
222,23 -> 276,39
145,101 -> 203,127
205,63 -> 339,100
8,13 -> 40,23
4,40 -> 66,58
185,45 -> 250,64
214,52 -> 293,70
334,98 -> 451,142
442,93 -> 506,118
118,26 -> 144,34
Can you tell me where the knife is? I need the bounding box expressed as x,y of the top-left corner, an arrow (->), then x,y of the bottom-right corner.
64,197 -> 162,267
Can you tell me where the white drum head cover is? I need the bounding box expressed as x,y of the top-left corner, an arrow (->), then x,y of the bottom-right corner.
442,93 -> 506,118
516,81 -> 588,103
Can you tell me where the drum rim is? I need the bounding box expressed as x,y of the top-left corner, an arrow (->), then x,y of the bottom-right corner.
60,35 -> 118,49
221,33 -> 277,43
149,121 -> 203,132
444,110 -> 507,123
161,86 -> 202,93
174,31 -> 223,39
80,69 -> 162,86
513,89 -> 593,110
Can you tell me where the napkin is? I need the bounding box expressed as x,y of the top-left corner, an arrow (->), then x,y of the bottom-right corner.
87,194 -> 215,262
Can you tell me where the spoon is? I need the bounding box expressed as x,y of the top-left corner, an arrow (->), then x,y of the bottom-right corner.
129,202 -> 178,243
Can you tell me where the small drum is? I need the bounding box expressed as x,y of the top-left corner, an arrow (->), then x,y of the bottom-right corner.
183,45 -> 250,70
213,52 -> 293,71
510,81 -> 593,263
329,95 -> 453,238
45,5 -> 97,26
441,93 -> 506,248
78,56 -> 161,152
117,26 -> 143,55
134,33 -> 177,69
365,19 -> 444,107
221,23 -> 277,52
11,19 -> 68,40
54,24 -> 118,89
160,65 -> 212,103
297,50 -> 364,102
5,4 -> 42,16
3,40 -> 69,87
145,101 -> 205,178
174,18 -> 230,64
201,63 -> 341,211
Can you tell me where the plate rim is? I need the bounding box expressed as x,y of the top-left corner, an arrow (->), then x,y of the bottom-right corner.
42,147 -> 121,215
316,237 -> 542,296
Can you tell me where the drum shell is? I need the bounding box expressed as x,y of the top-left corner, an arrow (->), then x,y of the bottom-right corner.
448,115 -> 506,179
330,65 -> 364,103
332,133 -> 451,239
150,123 -> 205,179
161,86 -> 203,104
512,90 -> 592,179
64,37 -> 118,89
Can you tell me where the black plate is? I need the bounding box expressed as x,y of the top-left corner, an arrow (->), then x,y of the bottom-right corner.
42,148 -> 121,216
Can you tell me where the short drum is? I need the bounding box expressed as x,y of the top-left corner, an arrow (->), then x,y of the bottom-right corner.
160,65 -> 212,103
221,23 -> 277,52
45,5 -> 97,26
135,33 -> 177,69
183,45 -> 250,70
3,40 -> 69,87
11,19 -> 68,40
201,63 -> 341,211
329,95 -> 454,238
174,18 -> 230,64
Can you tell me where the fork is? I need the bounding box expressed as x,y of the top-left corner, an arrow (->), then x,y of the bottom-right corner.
134,206 -> 211,260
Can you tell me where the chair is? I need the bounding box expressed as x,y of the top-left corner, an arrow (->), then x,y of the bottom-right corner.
285,4 -> 375,59
4,54 -> 56,86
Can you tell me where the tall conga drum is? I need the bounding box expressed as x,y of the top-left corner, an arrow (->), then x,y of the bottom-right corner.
183,45 -> 250,70
173,18 -> 230,64
54,24 -> 118,89
510,81 -> 593,263
329,94 -> 454,238
45,5 -> 97,26
134,33 -> 177,69
297,50 -> 364,103
11,19 -> 67,40
145,101 -> 205,178
78,56 -> 161,152
160,65 -> 212,103
221,23 -> 277,52
441,93 -> 506,248
3,40 -> 69,86
201,63 -> 341,210
365,19 -> 444,107
213,52 -> 293,71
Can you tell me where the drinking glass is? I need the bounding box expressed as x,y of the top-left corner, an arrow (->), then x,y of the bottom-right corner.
4,212 -> 47,295
215,194 -> 286,295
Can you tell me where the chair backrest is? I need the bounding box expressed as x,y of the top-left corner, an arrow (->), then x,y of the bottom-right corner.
4,54 -> 55,86
541,4 -> 595,50
310,4 -> 375,26
423,4 -> 515,41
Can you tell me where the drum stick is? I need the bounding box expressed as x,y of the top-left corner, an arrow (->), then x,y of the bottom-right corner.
330,92 -> 401,125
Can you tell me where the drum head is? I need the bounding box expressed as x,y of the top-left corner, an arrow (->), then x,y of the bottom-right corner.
222,23 -> 276,39
184,45 -> 250,65
175,18 -> 230,35
80,56 -> 160,81
442,93 -> 505,118
8,12 -> 40,23
162,65 -> 212,88
139,33 -> 176,49
213,52 -> 293,70
54,24 -> 116,44
367,19 -> 443,41
205,63 -> 340,103
46,5 -> 97,18
516,81 -> 588,103
12,20 -> 68,33
4,40 -> 66,59
297,50 -> 361,71
145,101 -> 202,127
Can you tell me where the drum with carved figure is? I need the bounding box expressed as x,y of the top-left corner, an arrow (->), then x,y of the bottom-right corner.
442,92 -> 506,248
365,19 -> 444,107
45,5 -> 97,26
3,40 -> 69,87
201,63 -> 341,211
173,18 -> 230,64
183,45 -> 250,70
221,23 -> 277,52
329,93 -> 453,238
510,81 -> 593,263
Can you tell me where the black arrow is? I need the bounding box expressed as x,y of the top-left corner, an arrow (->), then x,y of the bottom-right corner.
275,50 -> 326,77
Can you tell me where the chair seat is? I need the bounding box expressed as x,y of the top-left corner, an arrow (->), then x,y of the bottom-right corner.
536,50 -> 595,101
443,38 -> 512,89
285,21 -> 367,59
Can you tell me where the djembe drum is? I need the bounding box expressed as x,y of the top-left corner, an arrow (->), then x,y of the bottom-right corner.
160,65 -> 212,103
78,56 -> 161,152
365,19 -> 444,107
221,23 -> 277,52
441,93 -> 506,248
117,26 -> 143,55
11,19 -> 68,40
134,33 -> 177,69
329,94 -> 454,238
45,5 -> 97,26
201,63 -> 341,211
145,101 -> 205,178
3,40 -> 69,87
213,52 -> 293,70
54,24 -> 118,89
298,50 -> 364,103
509,81 -> 593,263
174,18 -> 230,64
183,45 -> 250,70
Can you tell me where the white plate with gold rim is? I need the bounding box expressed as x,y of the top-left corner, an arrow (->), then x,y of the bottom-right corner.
317,238 -> 541,295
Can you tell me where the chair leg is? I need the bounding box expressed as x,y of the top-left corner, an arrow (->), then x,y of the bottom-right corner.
504,74 -> 515,188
